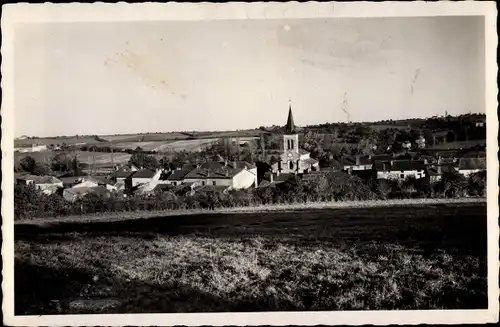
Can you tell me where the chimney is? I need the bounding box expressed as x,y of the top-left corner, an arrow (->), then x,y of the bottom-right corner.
437,164 -> 442,175
355,156 -> 360,166
232,161 -> 237,168
270,173 -> 274,183
224,159 -> 228,166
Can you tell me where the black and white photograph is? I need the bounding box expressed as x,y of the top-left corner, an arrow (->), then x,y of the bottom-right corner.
2,2 -> 498,326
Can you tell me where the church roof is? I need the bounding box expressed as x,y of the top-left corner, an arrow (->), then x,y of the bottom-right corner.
285,105 -> 296,134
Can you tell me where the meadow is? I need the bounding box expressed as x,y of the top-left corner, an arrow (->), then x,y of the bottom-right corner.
15,202 -> 487,314
15,151 -> 131,167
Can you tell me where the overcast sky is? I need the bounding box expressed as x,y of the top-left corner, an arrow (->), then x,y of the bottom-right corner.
14,16 -> 485,137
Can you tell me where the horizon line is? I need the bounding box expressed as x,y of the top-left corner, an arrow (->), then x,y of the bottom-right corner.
14,111 -> 486,139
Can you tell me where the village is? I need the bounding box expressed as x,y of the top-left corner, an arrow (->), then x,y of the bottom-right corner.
14,107 -> 487,207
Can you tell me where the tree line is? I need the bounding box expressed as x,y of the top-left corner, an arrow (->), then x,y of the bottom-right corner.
14,170 -> 486,220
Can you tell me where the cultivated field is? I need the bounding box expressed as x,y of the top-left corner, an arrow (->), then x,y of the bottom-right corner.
110,139 -> 221,152
15,151 -> 131,167
100,133 -> 191,143
14,136 -> 103,147
15,202 -> 487,314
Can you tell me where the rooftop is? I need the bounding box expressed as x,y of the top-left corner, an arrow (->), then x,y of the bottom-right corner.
284,105 -> 296,134
132,169 -> 156,179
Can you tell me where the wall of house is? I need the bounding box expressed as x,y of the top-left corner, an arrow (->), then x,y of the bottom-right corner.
63,189 -> 78,202
132,177 -> 154,187
183,177 -> 233,187
377,170 -> 425,180
232,169 -> 258,189
36,182 -> 63,191
345,164 -> 373,171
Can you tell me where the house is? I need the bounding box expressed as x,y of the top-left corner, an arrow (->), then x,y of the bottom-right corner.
375,160 -> 427,181
183,161 -> 257,190
426,164 -> 459,183
59,175 -> 108,189
474,119 -> 486,127
130,169 -> 162,187
458,158 -> 486,177
63,186 -> 110,202
16,175 -> 63,194
341,155 -> 373,173
270,105 -> 319,175
110,169 -> 136,189
166,167 -> 195,186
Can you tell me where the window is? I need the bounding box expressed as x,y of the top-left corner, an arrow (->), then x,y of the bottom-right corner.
400,174 -> 404,179
290,140 -> 294,150
202,181 -> 206,186
212,181 -> 216,186
173,181 -> 177,186
287,139 -> 291,150
289,161 -> 294,170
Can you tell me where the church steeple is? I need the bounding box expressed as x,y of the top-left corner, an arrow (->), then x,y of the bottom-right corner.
285,100 -> 296,134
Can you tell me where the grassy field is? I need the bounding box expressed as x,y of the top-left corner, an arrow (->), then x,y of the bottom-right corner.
15,151 -> 131,167
15,202 -> 487,314
429,140 -> 486,150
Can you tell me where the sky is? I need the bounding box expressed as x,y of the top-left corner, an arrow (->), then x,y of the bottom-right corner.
14,16 -> 485,137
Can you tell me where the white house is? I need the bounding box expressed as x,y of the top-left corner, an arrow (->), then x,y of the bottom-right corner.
16,175 -> 63,194
183,161 -> 257,190
341,155 -> 373,173
63,186 -> 110,202
376,160 -> 426,181
131,169 -> 163,187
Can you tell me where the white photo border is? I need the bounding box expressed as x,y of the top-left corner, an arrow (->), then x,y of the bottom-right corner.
2,1 -> 498,326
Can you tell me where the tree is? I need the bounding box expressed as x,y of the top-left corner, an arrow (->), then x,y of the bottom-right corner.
128,148 -> 158,170
51,153 -> 81,176
19,156 -> 37,174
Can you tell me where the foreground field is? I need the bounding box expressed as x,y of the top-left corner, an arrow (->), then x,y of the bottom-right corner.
15,203 -> 487,314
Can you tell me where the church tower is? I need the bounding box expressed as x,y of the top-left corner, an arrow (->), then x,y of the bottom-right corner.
280,102 -> 300,173
283,103 -> 299,154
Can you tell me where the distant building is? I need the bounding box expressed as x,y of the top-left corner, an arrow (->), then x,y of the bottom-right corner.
270,105 -> 319,175
474,120 -> 486,127
415,135 -> 426,149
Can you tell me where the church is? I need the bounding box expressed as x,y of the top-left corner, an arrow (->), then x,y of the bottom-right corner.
270,105 -> 319,175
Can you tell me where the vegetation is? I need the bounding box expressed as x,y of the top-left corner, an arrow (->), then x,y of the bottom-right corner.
14,168 -> 486,221
15,203 -> 487,314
